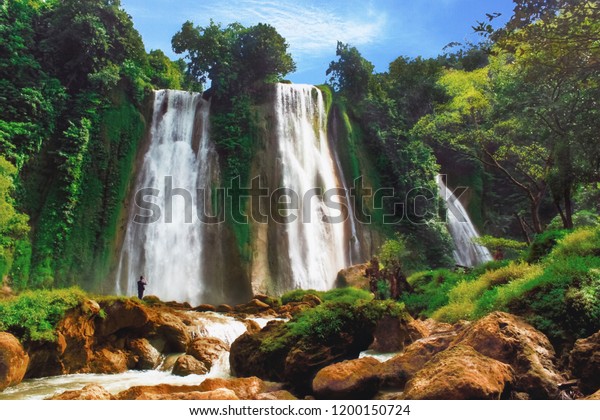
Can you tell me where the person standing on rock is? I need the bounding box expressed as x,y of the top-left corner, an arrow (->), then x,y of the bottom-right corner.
137,275 -> 147,300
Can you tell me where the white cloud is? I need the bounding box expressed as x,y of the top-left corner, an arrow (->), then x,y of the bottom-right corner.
183,0 -> 388,60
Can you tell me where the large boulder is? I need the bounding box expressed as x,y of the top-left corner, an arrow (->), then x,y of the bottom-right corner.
198,377 -> 266,400
47,384 -> 114,400
95,300 -> 150,337
127,338 -> 161,370
312,357 -> 381,399
569,330 -> 600,395
89,348 -> 132,374
335,264 -> 369,289
235,299 -> 271,314
172,354 -> 209,376
378,330 -> 457,388
147,311 -> 190,352
450,312 -> 563,399
0,332 -> 29,392
403,345 -> 514,400
369,315 -> 426,353
187,337 -> 229,371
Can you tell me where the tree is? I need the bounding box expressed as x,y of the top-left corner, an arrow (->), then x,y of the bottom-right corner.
326,41 -> 374,102
172,20 -> 295,96
146,49 -> 185,90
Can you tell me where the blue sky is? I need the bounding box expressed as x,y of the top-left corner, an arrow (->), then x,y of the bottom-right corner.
121,0 -> 516,84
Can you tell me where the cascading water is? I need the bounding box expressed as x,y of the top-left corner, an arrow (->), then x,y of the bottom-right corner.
436,175 -> 493,267
116,90 -> 219,305
273,84 -> 349,290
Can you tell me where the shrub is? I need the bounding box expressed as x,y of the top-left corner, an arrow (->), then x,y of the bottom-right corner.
281,287 -> 372,305
0,288 -> 87,342
550,227 -> 600,259
526,229 -> 569,263
403,269 -> 463,316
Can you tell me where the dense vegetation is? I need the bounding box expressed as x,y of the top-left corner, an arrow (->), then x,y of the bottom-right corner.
0,0 -> 597,351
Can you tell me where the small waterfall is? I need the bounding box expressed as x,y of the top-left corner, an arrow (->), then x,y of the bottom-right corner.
116,90 -> 219,305
436,175 -> 492,267
330,108 -> 361,266
273,84 -> 348,290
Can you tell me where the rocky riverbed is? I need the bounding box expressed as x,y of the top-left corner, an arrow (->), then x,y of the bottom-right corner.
0,293 -> 599,400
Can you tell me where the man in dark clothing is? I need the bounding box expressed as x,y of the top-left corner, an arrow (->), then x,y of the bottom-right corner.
137,275 -> 147,299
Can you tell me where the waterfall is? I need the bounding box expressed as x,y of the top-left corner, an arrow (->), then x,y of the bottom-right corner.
436,175 -> 493,267
273,84 -> 349,290
116,90 -> 219,304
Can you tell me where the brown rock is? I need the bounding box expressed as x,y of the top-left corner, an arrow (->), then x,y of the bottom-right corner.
216,304 -> 234,313
148,311 -> 190,352
194,304 -> 217,312
569,330 -> 600,395
0,332 -> 29,392
95,300 -> 150,337
244,319 -> 262,334
301,294 -> 322,307
335,264 -> 370,289
312,357 -> 381,399
116,384 -> 238,400
90,348 -> 131,374
187,337 -> 229,369
369,315 -> 425,353
256,390 -> 298,400
172,354 -> 208,376
127,338 -> 161,370
47,384 -> 114,400
378,328 -> 458,387
451,312 -> 563,399
403,345 -> 514,400
198,377 -> 266,399
235,299 -> 271,314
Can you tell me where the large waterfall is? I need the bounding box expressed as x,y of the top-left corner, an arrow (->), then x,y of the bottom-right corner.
116,90 -> 221,304
437,175 -> 492,267
271,84 -> 349,291
115,85 -> 359,304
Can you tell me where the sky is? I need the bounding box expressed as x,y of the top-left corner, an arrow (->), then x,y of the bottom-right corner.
121,0 -> 516,84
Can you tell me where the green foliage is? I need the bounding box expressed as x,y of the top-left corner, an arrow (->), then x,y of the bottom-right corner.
146,49 -> 185,90
378,235 -> 409,268
404,269 -> 464,316
550,227 -> 600,259
473,235 -> 527,251
326,42 -> 374,101
0,288 -> 87,342
526,229 -> 568,263
172,20 -> 295,97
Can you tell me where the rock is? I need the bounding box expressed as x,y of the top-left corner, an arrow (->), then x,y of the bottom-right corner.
0,332 -> 29,392
256,390 -> 298,400
172,354 -> 209,376
90,348 -> 131,374
253,294 -> 280,308
194,304 -> 217,312
569,330 -> 600,395
148,311 -> 190,352
142,295 -> 162,305
187,337 -> 229,370
235,299 -> 271,314
244,319 -> 262,334
116,384 -> 238,400
216,304 -> 234,313
369,315 -> 425,353
198,377 -> 266,400
450,312 -> 563,399
47,384 -> 114,400
335,264 -> 369,289
95,300 -> 150,337
312,357 -> 381,399
582,389 -> 600,400
378,326 -> 459,387
53,304 -> 97,374
127,338 -> 161,370
301,294 -> 322,307
403,345 -> 514,400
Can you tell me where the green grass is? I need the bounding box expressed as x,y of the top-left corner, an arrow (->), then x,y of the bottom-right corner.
0,288 -> 87,342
